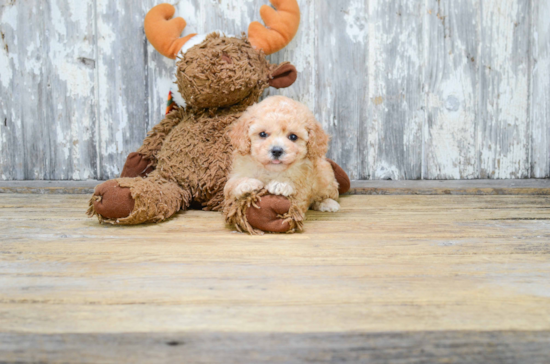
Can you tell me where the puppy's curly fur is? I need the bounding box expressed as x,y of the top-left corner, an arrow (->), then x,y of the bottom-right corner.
224,96 -> 340,232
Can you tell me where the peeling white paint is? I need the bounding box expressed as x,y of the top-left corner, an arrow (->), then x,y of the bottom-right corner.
50,0 -> 68,38
63,63 -> 93,97
56,123 -> 70,160
0,4 -> 17,88
115,101 -> 129,154
373,161 -> 401,180
67,0 -> 90,24
175,1 -> 199,33
531,1 -> 550,178
0,46 -> 13,89
479,0 -> 530,178
1,4 -> 18,29
344,0 -> 367,44
217,0 -> 254,31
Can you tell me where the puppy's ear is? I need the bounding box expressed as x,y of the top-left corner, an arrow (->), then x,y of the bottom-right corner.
229,112 -> 253,156
306,117 -> 329,160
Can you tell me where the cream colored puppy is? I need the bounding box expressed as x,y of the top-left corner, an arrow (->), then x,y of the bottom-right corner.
225,95 -> 340,216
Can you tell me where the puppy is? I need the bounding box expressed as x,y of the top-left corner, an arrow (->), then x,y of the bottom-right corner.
225,95 -> 340,222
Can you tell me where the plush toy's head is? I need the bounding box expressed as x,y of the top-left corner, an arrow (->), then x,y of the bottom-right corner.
144,1 -> 300,109
174,34 -> 289,109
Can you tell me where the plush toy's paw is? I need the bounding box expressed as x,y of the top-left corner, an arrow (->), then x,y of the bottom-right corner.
246,194 -> 292,233
327,159 -> 351,195
266,181 -> 294,197
120,152 -> 154,178
234,178 -> 264,198
92,180 -> 135,219
312,198 -> 340,212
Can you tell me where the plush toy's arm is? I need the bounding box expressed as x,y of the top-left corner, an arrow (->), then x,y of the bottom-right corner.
136,110 -> 182,165
120,110 -> 182,178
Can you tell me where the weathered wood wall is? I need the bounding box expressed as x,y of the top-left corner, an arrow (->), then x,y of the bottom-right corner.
0,0 -> 548,180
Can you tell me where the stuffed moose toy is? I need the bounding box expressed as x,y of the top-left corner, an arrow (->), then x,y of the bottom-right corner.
88,0 -> 350,233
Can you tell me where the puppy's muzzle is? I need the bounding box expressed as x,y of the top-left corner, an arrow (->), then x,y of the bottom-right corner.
271,146 -> 284,158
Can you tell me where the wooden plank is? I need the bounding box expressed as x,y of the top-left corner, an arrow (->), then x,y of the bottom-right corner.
1,196 -> 549,303
347,178 -> 550,195
43,0 -> 98,181
1,194 -> 550,362
0,180 -> 100,194
423,0 -> 479,179
0,1 -> 98,180
531,0 -> 550,178
478,0 -> 530,179
367,0 -> 424,180
2,179 -> 549,195
316,0 -> 368,180
1,331 -> 549,364
95,1 -> 150,180
0,2 -> 28,180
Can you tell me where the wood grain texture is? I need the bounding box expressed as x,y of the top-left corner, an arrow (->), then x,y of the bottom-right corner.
0,193 -> 550,361
531,0 -> 550,178
367,0 -> 423,180
95,1 -> 151,180
0,1 -> 98,180
316,0 -> 367,180
1,331 -> 549,364
478,0 -> 530,179
2,179 -> 549,195
346,178 -> 550,195
1,0 -> 549,180
424,0 -> 479,179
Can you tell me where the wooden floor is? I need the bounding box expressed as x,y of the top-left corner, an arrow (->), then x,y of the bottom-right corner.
1,193 -> 550,363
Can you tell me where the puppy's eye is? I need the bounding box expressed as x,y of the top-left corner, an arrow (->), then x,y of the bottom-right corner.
259,131 -> 268,138
288,134 -> 298,141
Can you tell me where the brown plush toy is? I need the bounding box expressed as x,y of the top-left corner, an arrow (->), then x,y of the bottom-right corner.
87,1 -> 350,232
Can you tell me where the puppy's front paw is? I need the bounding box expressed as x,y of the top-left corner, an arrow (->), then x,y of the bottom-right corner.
266,181 -> 294,197
312,198 -> 340,212
234,179 -> 264,198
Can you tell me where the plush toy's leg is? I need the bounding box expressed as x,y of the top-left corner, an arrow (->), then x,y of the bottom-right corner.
120,152 -> 155,178
88,173 -> 190,225
89,180 -> 136,220
246,194 -> 304,233
224,190 -> 304,234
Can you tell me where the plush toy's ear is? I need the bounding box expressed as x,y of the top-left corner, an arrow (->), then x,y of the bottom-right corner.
229,113 -> 253,156
269,63 -> 298,89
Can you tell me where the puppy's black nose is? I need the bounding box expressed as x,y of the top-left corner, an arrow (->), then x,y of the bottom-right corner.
271,147 -> 284,158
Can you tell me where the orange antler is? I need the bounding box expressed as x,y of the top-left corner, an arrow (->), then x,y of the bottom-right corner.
144,3 -> 197,59
248,0 -> 300,55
